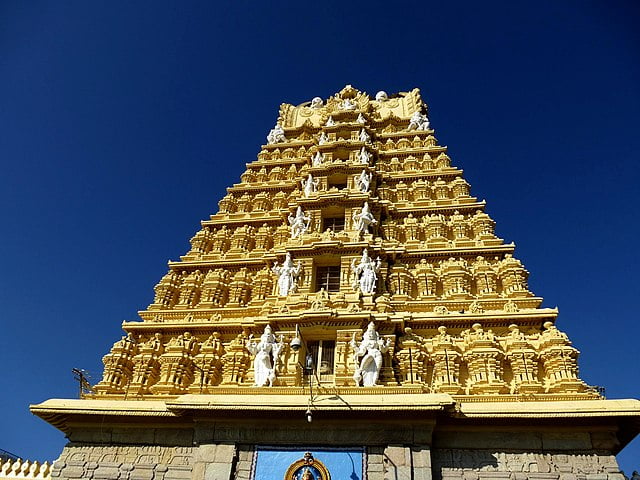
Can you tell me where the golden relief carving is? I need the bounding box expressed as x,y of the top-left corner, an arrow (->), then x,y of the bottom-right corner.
93,87 -> 594,401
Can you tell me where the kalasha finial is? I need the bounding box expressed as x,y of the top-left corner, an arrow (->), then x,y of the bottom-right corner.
339,84 -> 357,99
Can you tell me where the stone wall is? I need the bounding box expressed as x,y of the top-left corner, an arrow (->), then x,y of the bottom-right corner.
367,445 -> 432,480
432,449 -> 625,480
49,444 -> 238,480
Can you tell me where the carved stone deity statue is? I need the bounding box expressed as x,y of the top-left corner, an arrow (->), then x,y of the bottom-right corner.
359,129 -> 371,143
312,151 -> 325,166
355,170 -> 373,193
245,325 -> 283,387
272,252 -> 302,296
375,91 -> 388,102
325,116 -> 335,127
318,132 -> 329,145
288,206 -> 311,239
358,147 -> 371,164
350,322 -> 389,386
407,111 -> 430,131
266,124 -> 286,144
351,248 -> 382,294
352,202 -> 377,234
356,113 -> 366,124
310,97 -> 323,109
301,174 -> 319,198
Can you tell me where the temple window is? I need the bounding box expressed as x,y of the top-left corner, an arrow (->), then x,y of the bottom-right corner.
306,340 -> 336,382
315,265 -> 341,292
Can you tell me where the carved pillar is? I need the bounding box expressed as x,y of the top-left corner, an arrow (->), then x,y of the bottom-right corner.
153,333 -> 199,395
387,262 -> 415,299
440,258 -> 472,300
149,271 -> 181,310
413,259 -> 438,299
190,332 -> 225,393
395,328 -> 428,386
430,327 -> 463,394
221,334 -> 251,385
228,268 -> 252,306
497,254 -> 533,298
95,334 -> 138,394
462,324 -> 508,395
471,256 -> 499,298
176,270 -> 204,308
129,334 -> 164,394
538,322 -> 587,393
503,325 -> 543,394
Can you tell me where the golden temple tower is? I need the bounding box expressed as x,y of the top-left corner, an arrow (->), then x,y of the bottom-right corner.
32,86 -> 639,480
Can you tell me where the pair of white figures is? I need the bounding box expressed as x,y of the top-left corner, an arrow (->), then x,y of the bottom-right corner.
272,248 -> 380,298
300,170 -> 372,198
247,322 -> 389,388
288,201 -> 376,240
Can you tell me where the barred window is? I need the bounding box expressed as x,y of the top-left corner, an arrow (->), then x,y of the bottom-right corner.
315,266 -> 341,292
322,216 -> 345,232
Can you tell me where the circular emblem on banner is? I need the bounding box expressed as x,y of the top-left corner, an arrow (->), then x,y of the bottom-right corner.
284,452 -> 330,480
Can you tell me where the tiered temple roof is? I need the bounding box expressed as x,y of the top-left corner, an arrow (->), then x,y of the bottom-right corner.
90,85 -> 597,402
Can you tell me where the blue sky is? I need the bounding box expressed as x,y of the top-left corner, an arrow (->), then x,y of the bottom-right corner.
1,0 -> 639,473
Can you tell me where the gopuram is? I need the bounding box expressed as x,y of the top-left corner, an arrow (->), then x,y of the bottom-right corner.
31,86 -> 639,480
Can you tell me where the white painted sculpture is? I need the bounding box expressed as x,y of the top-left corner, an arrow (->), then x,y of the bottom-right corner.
358,147 -> 371,164
408,111 -> 430,131
311,152 -> 324,167
302,174 -> 319,198
356,113 -> 366,124
312,151 -> 325,166
352,202 -> 377,234
266,124 -> 286,144
350,321 -> 389,386
318,132 -> 329,145
359,129 -> 370,143
310,97 -> 323,109
246,325 -> 283,387
288,206 -> 311,239
272,252 -> 302,296
351,248 -> 381,294
355,170 -> 373,193
341,98 -> 356,110
325,116 -> 335,127
375,91 -> 388,102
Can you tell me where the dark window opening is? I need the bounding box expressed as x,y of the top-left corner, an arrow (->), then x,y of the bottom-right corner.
322,216 -> 345,232
307,340 -> 336,382
315,265 -> 341,292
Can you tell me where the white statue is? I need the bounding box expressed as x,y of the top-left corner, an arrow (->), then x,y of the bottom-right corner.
301,174 -> 319,198
341,98 -> 356,110
351,248 -> 381,294
350,321 -> 389,386
375,91 -> 388,102
288,206 -> 311,239
318,132 -> 329,145
357,147 -> 371,164
355,170 -> 373,193
310,97 -> 323,109
312,151 -> 325,166
408,111 -> 430,131
246,325 -> 283,387
325,116 -> 335,127
359,129 -> 370,143
352,202 -> 377,234
267,124 -> 286,144
356,113 -> 366,124
272,252 -> 302,296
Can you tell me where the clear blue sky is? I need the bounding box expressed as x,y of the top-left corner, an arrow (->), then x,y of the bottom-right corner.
1,0 -> 639,473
